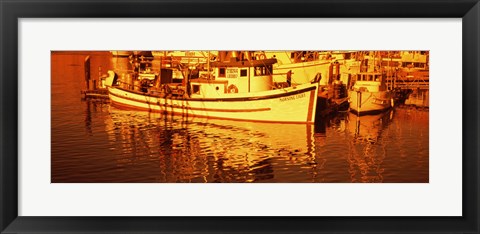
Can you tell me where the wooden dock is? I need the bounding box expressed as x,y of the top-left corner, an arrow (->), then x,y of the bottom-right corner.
81,89 -> 109,102
81,55 -> 110,102
386,70 -> 429,90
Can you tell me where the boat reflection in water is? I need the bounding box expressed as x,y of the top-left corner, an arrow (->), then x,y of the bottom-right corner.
345,111 -> 393,183
103,107 -> 317,183
99,106 -> 427,183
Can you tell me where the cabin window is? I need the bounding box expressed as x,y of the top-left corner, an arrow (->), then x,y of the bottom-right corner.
240,69 -> 248,77
254,67 -> 263,76
192,85 -> 201,94
254,65 -> 272,76
218,68 -> 226,77
381,61 -> 399,67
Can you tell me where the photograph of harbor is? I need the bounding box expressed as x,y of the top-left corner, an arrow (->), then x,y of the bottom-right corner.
51,51 -> 429,183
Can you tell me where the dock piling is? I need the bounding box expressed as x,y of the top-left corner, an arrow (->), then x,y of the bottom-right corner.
84,56 -> 90,90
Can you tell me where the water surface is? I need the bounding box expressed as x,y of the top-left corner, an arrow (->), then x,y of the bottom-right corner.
51,52 -> 429,183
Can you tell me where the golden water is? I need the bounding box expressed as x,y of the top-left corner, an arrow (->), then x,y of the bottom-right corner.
51,52 -> 429,183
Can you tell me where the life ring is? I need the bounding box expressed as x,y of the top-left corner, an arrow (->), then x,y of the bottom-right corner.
227,84 -> 239,93
176,88 -> 185,96
258,54 -> 266,60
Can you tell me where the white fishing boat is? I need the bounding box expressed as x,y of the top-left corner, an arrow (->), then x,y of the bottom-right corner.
105,52 -> 320,124
349,72 -> 393,115
263,51 -> 361,85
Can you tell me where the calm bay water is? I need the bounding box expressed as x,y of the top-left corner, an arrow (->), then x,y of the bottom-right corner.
51,52 -> 429,183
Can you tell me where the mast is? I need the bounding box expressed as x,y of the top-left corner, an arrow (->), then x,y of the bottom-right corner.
207,51 -> 211,79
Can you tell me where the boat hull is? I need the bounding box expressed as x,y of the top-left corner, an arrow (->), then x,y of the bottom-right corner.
349,90 -> 392,115
108,83 -> 319,124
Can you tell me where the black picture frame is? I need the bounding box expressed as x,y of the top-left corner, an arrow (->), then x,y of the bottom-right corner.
1,0 -> 478,233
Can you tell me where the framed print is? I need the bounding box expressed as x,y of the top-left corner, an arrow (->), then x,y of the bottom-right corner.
1,0 -> 479,233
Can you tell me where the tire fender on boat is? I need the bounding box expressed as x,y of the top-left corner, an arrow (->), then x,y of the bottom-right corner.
227,84 -> 239,93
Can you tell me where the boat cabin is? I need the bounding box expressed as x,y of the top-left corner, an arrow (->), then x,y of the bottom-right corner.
356,73 -> 384,82
189,58 -> 277,98
352,72 -> 387,92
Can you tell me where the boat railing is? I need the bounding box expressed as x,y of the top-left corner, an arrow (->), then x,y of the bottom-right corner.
159,56 -> 209,69
386,69 -> 429,90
